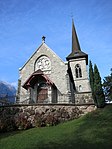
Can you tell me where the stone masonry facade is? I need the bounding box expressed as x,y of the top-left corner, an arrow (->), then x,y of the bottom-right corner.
16,21 -> 94,105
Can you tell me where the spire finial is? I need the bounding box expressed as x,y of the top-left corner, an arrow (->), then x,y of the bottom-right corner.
42,36 -> 46,43
70,12 -> 74,20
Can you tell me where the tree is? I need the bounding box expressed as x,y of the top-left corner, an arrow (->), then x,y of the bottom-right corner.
94,64 -> 105,108
89,60 -> 95,102
103,69 -> 112,101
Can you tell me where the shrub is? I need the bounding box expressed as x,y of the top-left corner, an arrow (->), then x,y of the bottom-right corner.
45,114 -> 59,126
34,112 -> 59,127
34,112 -> 45,127
15,113 -> 32,130
0,107 -> 18,132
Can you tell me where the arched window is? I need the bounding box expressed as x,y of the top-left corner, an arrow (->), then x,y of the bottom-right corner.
34,55 -> 51,72
75,64 -> 82,78
79,85 -> 82,91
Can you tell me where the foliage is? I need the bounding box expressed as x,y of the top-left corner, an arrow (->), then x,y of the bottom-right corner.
0,107 -> 18,132
0,106 -> 82,132
34,112 -> 59,127
0,115 -> 15,132
33,107 -> 80,127
89,61 -> 105,107
34,112 -> 46,127
15,113 -> 32,130
45,114 -> 59,126
0,107 -> 32,132
94,64 -> 105,107
1,105 -> 112,149
89,60 -> 94,100
103,69 -> 112,101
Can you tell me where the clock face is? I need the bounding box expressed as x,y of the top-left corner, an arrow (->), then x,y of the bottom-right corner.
35,56 -> 51,71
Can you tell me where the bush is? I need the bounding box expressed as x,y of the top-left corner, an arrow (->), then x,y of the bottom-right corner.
15,113 -> 32,130
34,112 -> 59,127
0,107 -> 18,132
34,112 -> 45,127
45,114 -> 59,126
0,106 -> 82,131
0,107 -> 32,132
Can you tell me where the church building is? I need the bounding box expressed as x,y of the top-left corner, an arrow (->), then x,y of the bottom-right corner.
16,20 -> 93,104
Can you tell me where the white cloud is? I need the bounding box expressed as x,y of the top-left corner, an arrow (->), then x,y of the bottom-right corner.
11,82 -> 18,89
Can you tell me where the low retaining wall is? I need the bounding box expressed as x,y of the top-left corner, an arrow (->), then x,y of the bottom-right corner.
17,104 -> 96,116
0,104 -> 96,131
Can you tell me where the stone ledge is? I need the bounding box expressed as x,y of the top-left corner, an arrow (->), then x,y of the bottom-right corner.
0,102 -> 95,108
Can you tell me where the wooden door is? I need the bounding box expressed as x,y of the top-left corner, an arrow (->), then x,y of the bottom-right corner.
37,88 -> 48,103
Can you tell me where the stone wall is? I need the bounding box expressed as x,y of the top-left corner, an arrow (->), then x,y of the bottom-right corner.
18,43 -> 68,103
69,58 -> 91,93
18,104 -> 96,117
1,104 -> 96,131
75,92 -> 93,104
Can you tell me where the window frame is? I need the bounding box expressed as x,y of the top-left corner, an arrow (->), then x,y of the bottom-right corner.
75,64 -> 82,78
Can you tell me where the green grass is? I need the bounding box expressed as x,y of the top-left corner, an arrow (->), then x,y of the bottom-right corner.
0,105 -> 112,149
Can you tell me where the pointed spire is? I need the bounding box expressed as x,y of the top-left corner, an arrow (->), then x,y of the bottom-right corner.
72,19 -> 81,53
66,19 -> 88,65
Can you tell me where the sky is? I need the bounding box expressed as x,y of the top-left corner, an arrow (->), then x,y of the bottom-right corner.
0,0 -> 112,88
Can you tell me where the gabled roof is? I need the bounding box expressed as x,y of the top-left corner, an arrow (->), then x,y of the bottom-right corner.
66,20 -> 88,65
20,42 -> 65,71
22,69 -> 55,90
19,43 -> 44,71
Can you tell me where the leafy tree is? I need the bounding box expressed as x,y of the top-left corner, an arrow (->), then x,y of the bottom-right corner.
94,64 -> 105,108
103,69 -> 112,101
89,60 -> 94,100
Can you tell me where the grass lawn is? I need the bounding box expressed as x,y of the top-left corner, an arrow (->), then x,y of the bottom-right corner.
0,105 -> 112,149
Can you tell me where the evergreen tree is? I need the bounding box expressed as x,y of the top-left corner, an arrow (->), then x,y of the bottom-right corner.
89,60 -> 95,102
103,69 -> 112,101
94,64 -> 105,108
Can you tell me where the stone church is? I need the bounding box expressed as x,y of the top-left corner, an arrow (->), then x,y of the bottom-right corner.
16,20 -> 93,104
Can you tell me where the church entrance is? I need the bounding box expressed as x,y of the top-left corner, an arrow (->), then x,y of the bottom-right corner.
37,83 -> 48,103
22,69 -> 57,104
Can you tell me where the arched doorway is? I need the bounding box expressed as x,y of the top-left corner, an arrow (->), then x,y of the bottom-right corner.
22,69 -> 57,104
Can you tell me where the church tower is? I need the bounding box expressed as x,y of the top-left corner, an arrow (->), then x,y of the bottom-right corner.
66,20 -> 93,104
